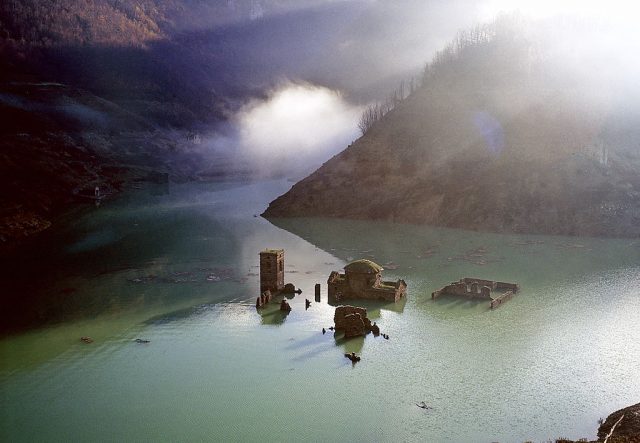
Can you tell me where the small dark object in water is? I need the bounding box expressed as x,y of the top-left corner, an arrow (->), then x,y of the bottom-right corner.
383,334 -> 389,340
134,338 -> 150,344
80,336 -> 93,343
416,402 -> 432,410
280,299 -> 292,312
322,328 -> 326,334
371,322 -> 380,336
345,352 -> 360,363
328,326 -> 335,331
305,299 -> 311,310
283,283 -> 301,294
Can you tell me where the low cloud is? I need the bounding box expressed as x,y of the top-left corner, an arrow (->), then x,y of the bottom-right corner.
211,82 -> 363,177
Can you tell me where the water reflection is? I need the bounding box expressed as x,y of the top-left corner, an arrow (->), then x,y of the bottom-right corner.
334,334 -> 365,354
266,216 -> 640,290
257,294 -> 291,325
0,182 -> 259,335
2,182 -> 640,442
327,297 -> 406,316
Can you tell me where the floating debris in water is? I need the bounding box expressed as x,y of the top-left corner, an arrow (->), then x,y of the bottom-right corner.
345,352 -> 360,363
511,239 -> 545,246
557,242 -> 586,249
128,275 -> 157,284
80,336 -> 93,344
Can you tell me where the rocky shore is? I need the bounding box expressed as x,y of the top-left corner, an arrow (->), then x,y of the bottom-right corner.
557,403 -> 640,443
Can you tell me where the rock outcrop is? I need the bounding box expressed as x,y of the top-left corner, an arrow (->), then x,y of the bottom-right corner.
597,402 -> 640,443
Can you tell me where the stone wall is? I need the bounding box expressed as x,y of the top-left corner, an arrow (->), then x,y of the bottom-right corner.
329,271 -> 405,302
334,305 -> 372,338
462,278 -> 498,290
432,281 -> 492,300
328,271 -> 349,300
496,281 -> 519,292
259,249 -> 284,293
489,290 -> 514,309
432,277 -> 519,309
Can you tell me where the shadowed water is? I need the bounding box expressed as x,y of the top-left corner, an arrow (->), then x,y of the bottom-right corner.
1,180 -> 639,442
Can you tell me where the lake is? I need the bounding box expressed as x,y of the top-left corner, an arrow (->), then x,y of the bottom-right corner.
1,179 -> 639,442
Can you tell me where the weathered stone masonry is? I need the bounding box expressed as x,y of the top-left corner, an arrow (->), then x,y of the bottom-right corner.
259,249 -> 284,293
328,259 -> 406,302
431,277 -> 519,309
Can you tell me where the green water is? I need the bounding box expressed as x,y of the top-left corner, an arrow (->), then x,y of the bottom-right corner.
1,180 -> 639,442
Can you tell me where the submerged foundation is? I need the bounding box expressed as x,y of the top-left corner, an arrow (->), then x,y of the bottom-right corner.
431,277 -> 519,309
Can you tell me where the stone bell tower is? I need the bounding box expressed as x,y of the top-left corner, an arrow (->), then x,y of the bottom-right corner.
259,249 -> 284,293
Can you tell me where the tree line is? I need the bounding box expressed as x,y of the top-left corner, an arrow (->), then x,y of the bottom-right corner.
358,17 -> 519,136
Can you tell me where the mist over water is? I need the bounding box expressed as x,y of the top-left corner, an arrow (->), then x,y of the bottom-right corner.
190,0 -> 640,179
202,82 -> 363,176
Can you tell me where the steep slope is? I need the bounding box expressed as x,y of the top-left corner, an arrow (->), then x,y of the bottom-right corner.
0,82 -> 212,247
263,18 -> 640,237
2,1 -> 359,246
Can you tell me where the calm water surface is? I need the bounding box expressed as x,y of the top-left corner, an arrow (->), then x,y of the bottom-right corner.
1,180 -> 639,442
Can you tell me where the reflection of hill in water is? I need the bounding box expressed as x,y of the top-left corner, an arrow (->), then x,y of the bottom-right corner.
267,217 -> 640,290
2,185 -> 248,335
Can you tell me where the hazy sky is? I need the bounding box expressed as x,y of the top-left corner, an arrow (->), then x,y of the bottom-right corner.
181,0 -> 640,176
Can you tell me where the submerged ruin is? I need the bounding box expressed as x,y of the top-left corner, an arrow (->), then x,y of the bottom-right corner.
328,259 -> 406,302
431,278 -> 519,309
333,305 -> 373,338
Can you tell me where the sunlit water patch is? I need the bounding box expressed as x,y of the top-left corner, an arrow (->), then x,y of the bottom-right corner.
1,179 -> 639,442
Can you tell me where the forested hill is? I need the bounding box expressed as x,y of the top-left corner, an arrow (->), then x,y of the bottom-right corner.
0,0 -> 373,247
263,16 -> 640,237
0,0 -> 250,126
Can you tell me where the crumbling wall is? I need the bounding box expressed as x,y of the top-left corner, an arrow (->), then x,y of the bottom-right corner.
347,273 -> 369,294
496,281 -> 519,292
432,279 -> 493,299
334,305 -> 372,337
328,271 -> 349,299
462,278 -> 498,290
490,290 -> 514,309
432,277 -> 519,308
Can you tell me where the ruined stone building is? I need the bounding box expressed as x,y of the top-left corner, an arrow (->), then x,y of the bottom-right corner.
334,305 -> 372,338
259,249 -> 284,293
431,277 -> 519,309
328,259 -> 406,302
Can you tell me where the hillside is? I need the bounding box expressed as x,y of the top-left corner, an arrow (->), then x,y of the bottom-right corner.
263,17 -> 640,238
0,0 -> 373,247
0,81 -> 215,247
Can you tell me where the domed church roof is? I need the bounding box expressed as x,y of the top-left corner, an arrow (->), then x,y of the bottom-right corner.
344,259 -> 383,274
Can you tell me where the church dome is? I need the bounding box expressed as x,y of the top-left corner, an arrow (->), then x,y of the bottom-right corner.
344,259 -> 383,274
